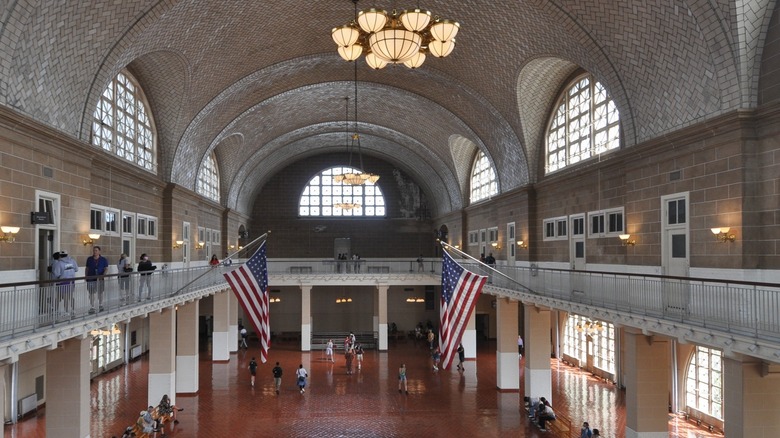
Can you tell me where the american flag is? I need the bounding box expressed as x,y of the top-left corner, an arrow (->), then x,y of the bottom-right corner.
439,250 -> 487,370
224,242 -> 270,363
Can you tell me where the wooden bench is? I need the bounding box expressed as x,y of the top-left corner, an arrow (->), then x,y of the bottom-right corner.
130,407 -> 172,437
546,413 -> 572,437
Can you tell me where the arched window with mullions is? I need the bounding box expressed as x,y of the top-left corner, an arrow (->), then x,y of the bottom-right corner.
546,74 -> 620,174
299,166 -> 386,217
470,151 -> 497,204
196,152 -> 220,202
91,70 -> 157,173
685,346 -> 723,420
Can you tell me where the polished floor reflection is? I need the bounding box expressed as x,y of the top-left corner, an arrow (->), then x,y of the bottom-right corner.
4,338 -> 723,438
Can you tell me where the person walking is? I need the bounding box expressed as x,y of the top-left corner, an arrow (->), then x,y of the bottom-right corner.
398,363 -> 408,394
345,345 -> 354,375
272,362 -> 283,394
296,364 -> 308,394
580,422 -> 593,438
518,335 -> 524,356
456,343 -> 465,371
355,343 -> 364,371
137,253 -> 157,301
432,346 -> 441,372
325,339 -> 334,363
85,246 -> 109,313
248,357 -> 258,387
239,325 -> 248,349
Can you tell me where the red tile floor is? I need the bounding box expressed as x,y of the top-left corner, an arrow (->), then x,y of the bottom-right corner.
4,338 -> 724,438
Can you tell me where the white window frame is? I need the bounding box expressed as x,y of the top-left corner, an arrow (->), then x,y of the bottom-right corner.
468,231 -> 479,246
570,214 -> 585,237
90,207 -> 104,233
588,207 -> 625,238
543,216 -> 568,241
104,208 -> 120,236
198,226 -> 206,244
487,227 -> 498,244
137,214 -> 158,239
122,212 -> 135,236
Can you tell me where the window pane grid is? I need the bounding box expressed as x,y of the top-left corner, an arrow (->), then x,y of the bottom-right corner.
299,166 -> 386,217
470,151 -> 498,203
196,152 -> 220,202
91,71 -> 157,173
545,74 -> 620,174
685,346 -> 723,420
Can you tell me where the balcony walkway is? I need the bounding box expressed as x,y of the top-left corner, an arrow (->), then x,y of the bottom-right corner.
3,339 -> 723,438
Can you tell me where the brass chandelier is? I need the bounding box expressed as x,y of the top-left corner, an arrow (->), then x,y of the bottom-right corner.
332,0 -> 460,69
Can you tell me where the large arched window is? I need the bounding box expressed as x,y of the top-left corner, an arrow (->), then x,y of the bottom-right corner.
563,314 -> 616,374
91,71 -> 157,172
686,346 -> 723,420
546,74 -> 620,174
299,166 -> 385,217
470,151 -> 497,204
196,152 -> 220,202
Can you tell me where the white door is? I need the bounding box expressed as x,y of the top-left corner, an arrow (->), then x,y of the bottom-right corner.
661,193 -> 690,312
506,222 -> 516,267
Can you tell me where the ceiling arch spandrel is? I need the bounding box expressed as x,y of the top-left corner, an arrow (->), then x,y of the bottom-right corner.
212,133 -> 244,205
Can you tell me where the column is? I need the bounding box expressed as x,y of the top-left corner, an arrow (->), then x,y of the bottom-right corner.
524,304 -> 551,402
176,299 -> 200,394
148,306 -> 176,407
724,354 -> 780,437
212,289 -> 230,361
463,312 -> 478,360
301,285 -> 312,351
377,285 -> 388,351
229,291 -> 238,353
46,337 -> 90,438
496,297 -> 519,390
624,330 -> 670,438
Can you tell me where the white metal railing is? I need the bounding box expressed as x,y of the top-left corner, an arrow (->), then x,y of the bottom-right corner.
1,258 -> 778,346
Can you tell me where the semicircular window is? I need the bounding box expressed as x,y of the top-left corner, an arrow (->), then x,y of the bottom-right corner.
299,166 -> 386,217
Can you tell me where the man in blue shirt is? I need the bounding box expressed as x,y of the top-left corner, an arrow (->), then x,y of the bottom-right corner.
85,245 -> 109,313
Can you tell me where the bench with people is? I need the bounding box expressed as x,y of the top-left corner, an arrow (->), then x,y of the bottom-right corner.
126,394 -> 181,437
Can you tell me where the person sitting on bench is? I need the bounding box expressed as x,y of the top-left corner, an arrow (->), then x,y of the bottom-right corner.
537,403 -> 556,431
157,394 -> 181,424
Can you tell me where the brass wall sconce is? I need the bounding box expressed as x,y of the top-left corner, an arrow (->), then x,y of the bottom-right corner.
335,297 -> 353,304
405,297 -> 425,303
491,241 -> 501,250
711,227 -> 735,242
270,297 -> 281,303
0,226 -> 20,243
197,241 -> 205,249
82,233 -> 101,246
619,234 -> 636,246
229,244 -> 235,250
173,240 -> 184,249
517,240 -> 528,249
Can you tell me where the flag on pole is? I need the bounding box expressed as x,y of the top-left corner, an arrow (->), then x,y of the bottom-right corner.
439,250 -> 487,370
224,241 -> 270,363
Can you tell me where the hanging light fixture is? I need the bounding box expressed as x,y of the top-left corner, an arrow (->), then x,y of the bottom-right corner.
332,60 -> 379,187
332,0 -> 460,70
333,97 -> 364,211
575,318 -> 605,336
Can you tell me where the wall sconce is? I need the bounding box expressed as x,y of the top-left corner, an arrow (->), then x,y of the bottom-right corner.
405,297 -> 425,303
491,241 -> 501,250
517,240 -> 528,249
229,244 -> 236,250
0,226 -> 20,243
270,297 -> 281,303
619,234 -> 636,246
82,233 -> 101,246
197,241 -> 205,249
711,227 -> 735,242
173,240 -> 184,249
335,297 -> 353,304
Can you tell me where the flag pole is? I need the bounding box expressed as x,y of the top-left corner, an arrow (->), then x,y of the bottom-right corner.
438,239 -> 518,284
169,230 -> 271,297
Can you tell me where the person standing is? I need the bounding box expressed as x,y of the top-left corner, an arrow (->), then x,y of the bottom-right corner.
117,253 -> 132,305
398,363 -> 408,394
137,253 -> 157,301
325,339 -> 335,363
85,246 -> 109,313
248,357 -> 257,387
209,254 -> 220,266
272,362 -> 283,394
432,347 -> 441,372
427,329 -> 435,350
345,346 -> 354,375
355,343 -> 364,371
416,254 -> 424,272
518,335 -> 524,356
296,364 -> 308,394
456,343 -> 465,371
580,422 -> 593,438
53,251 -> 78,316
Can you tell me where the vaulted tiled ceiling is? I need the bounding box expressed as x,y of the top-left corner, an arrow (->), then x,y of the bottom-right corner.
0,0 -> 774,216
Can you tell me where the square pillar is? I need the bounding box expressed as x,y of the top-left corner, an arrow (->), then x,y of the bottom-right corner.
724,355 -> 780,437
301,285 -> 312,351
212,290 -> 230,361
149,306 -> 176,407
229,292 -> 239,353
496,298 -> 519,390
463,311 -> 477,360
624,331 -> 670,438
176,299 -> 200,394
377,285 -> 388,351
524,305 -> 551,402
46,337 -> 90,438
